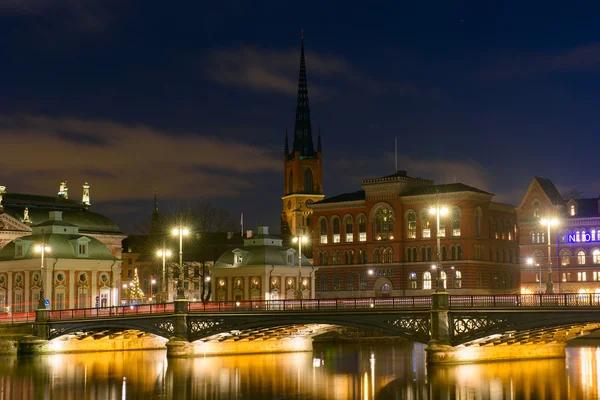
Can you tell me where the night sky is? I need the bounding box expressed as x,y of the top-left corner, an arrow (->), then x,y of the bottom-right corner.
1,2 -> 599,234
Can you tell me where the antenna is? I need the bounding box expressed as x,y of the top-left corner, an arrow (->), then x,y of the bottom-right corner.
395,137 -> 398,172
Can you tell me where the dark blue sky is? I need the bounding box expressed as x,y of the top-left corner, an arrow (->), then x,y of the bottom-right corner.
1,1 -> 599,233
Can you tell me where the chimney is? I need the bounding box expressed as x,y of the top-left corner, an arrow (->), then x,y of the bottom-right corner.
246,229 -> 254,238
49,211 -> 63,221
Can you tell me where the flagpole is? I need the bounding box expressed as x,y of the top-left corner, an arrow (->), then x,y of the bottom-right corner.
241,212 -> 244,238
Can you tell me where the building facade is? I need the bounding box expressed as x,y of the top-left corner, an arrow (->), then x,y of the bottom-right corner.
212,226 -> 314,301
0,211 -> 121,312
310,171 -> 520,298
281,34 -> 324,237
518,177 -> 600,294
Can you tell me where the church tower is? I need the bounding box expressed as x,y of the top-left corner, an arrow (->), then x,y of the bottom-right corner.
281,31 -> 324,236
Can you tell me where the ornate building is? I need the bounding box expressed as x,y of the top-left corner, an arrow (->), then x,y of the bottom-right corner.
310,170 -> 520,298
212,226 -> 314,301
518,177 -> 600,294
281,33 -> 324,236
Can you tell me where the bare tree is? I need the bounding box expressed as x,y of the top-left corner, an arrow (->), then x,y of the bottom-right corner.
562,189 -> 584,200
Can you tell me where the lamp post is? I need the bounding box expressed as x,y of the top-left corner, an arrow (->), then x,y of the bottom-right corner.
150,276 -> 156,302
430,204 -> 448,292
34,244 -> 51,310
292,232 -> 308,299
156,248 -> 171,302
122,283 -> 130,305
540,218 -> 558,294
172,227 -> 189,300
526,257 -> 542,293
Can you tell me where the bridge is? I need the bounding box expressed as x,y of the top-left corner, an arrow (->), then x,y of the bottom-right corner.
25,292 -> 600,363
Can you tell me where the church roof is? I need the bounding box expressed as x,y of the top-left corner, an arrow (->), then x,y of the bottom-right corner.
315,190 -> 365,205
402,183 -> 492,196
533,177 -> 564,206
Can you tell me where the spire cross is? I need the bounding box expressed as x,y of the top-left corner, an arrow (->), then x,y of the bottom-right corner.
301,28 -> 304,39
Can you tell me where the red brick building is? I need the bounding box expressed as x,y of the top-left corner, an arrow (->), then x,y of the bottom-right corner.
518,177 -> 600,294
310,171 -> 520,297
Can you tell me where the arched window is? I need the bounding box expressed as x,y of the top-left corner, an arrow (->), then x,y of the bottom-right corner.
332,251 -> 340,265
358,215 -> 367,242
441,246 -> 447,261
423,272 -> 432,290
381,283 -> 391,292
319,218 -> 328,244
451,245 -> 457,261
332,217 -> 341,243
533,201 -> 540,218
454,270 -> 462,288
373,248 -> 381,264
578,251 -> 586,265
474,208 -> 482,237
304,168 -> 314,193
408,272 -> 417,289
495,219 -> 501,239
345,250 -> 353,265
426,246 -> 432,261
358,249 -> 366,264
570,204 -> 576,216
346,274 -> 354,291
374,205 -> 394,240
319,276 -> 328,291
412,247 -> 417,262
359,273 -> 367,290
288,171 -> 294,194
489,218 -> 494,239
560,250 -> 570,266
594,250 -> 600,264
332,275 -> 340,290
344,215 -> 354,242
457,245 -> 462,260
421,211 -> 432,238
407,211 -> 417,239
421,247 -> 426,261
386,248 -> 393,263
452,207 -> 461,236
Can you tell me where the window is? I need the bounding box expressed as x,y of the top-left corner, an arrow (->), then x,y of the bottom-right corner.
495,220 -> 501,239
474,208 -> 482,238
374,205 -> 394,240
288,171 -> 293,194
128,259 -> 133,265
454,271 -> 462,288
440,271 -> 447,289
561,251 -> 570,266
457,245 -> 462,260
346,275 -> 354,291
358,215 -> 367,241
319,276 -> 328,291
422,212 -> 431,238
332,251 -> 340,265
373,248 -> 381,264
578,251 -> 586,265
128,270 -> 133,278
332,217 -> 341,243
320,219 -> 328,244
408,272 -> 417,289
304,168 -> 314,193
407,211 -> 417,239
423,272 -> 432,290
319,251 -> 328,265
288,254 -> 293,264
441,246 -> 447,261
533,201 -> 540,218
385,248 -> 393,263
594,250 -> 600,264
438,220 -> 446,237
578,272 -> 587,282
78,244 -> 87,255
345,251 -> 353,265
358,249 -> 367,264
570,204 -> 575,216
345,215 -> 354,242
359,273 -> 367,290
452,208 -> 461,236
15,245 -> 22,257
235,255 -> 242,263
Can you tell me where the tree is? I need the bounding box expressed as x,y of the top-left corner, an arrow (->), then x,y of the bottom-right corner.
562,189 -> 584,200
128,268 -> 145,303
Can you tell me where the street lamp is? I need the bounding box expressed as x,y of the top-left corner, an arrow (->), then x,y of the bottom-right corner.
156,248 -> 172,302
172,227 -> 189,300
292,232 -> 308,299
122,283 -> 130,305
526,257 -> 542,293
150,277 -> 156,302
34,244 -> 51,310
430,205 -> 448,292
540,218 -> 558,293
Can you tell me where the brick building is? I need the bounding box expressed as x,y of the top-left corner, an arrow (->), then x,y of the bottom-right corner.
518,177 -> 600,294
310,171 -> 520,298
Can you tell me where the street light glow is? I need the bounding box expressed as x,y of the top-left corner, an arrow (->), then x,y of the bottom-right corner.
293,235 -> 308,243
157,250 -> 172,257
35,245 -> 51,253
429,206 -> 448,216
540,218 -> 558,226
526,257 -> 533,265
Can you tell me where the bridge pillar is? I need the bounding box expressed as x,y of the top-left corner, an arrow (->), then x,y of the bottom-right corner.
33,309 -> 50,340
426,291 -> 454,364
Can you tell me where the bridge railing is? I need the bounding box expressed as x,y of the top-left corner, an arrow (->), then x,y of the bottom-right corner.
449,294 -> 600,308
49,303 -> 175,320
188,296 -> 432,312
0,312 -> 35,324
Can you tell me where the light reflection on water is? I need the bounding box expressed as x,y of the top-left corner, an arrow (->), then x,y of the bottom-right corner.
1,343 -> 600,399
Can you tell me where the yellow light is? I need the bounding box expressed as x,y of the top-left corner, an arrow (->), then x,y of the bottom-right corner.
166,250 -> 171,257
429,207 -> 436,215
293,237 -> 298,243
302,236 -> 308,243
172,228 -> 179,235
440,207 -> 448,216
157,250 -> 163,256
550,218 -> 558,226
526,257 -> 533,265
182,228 -> 189,236
122,284 -> 128,289
368,269 -> 373,275
35,245 -> 42,252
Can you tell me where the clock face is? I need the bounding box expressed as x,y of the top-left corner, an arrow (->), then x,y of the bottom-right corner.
287,200 -> 292,210
306,199 -> 314,208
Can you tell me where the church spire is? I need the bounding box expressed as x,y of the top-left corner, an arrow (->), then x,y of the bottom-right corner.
317,124 -> 322,153
284,128 -> 289,156
292,29 -> 315,157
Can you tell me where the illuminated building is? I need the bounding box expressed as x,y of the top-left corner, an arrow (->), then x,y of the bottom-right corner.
281,32 -> 324,237
310,170 -> 520,297
212,226 -> 316,301
518,177 -> 600,294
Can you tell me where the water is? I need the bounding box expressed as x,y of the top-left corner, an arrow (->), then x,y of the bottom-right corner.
1,343 -> 599,399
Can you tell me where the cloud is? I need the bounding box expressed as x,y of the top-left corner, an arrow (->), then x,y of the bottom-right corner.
206,46 -> 432,100
481,42 -> 600,80
0,115 -> 280,202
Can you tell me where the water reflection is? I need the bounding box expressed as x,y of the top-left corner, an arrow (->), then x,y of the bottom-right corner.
1,343 -> 600,399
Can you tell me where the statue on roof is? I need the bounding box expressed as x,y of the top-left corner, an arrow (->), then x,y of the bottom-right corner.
82,182 -> 91,206
58,181 -> 68,199
23,207 -> 30,223
0,186 -> 4,209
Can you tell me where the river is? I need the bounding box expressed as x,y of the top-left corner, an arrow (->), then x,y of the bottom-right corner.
1,342 -> 599,399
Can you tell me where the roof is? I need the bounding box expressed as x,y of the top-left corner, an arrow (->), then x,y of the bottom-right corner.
534,177 -> 564,206
213,245 -> 310,268
0,233 -> 116,261
314,190 -> 365,205
402,183 -> 492,196
569,198 -> 599,218
1,193 -> 86,210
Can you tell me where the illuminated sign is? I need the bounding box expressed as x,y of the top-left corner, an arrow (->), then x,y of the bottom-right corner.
568,233 -> 596,243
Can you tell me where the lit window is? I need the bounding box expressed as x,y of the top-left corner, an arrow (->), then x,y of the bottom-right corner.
561,253 -> 570,266
454,270 -> 462,288
333,217 -> 341,243
319,218 -> 328,244
440,271 -> 447,289
578,251 -> 586,265
570,204 -> 575,216
345,216 -> 353,242
594,250 -> 600,264
407,211 -> 417,239
438,220 -> 446,237
408,272 -> 417,289
358,215 -> 367,242
373,206 -> 394,240
533,201 -> 540,218
423,272 -> 431,290
578,272 -> 587,281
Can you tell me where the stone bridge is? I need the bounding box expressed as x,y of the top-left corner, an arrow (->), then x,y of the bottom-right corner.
25,292 -> 600,363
